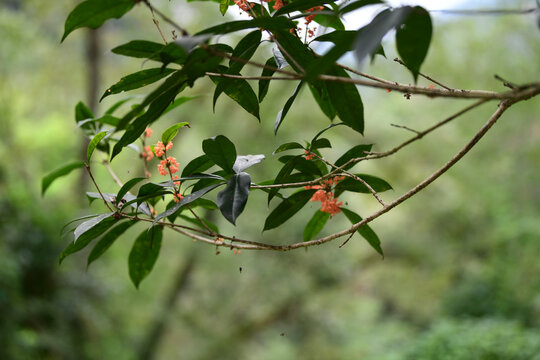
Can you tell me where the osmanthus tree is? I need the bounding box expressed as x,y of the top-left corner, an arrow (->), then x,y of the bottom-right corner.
43,0 -> 540,288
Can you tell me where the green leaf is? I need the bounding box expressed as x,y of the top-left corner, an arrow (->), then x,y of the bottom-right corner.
341,208 -> 383,256
196,18 -> 295,35
354,6 -> 411,63
229,30 -> 262,73
334,144 -> 372,170
271,31 -> 314,72
220,0 -> 229,15
334,174 -> 392,196
153,183 -> 224,225
128,226 -> 163,288
308,81 -> 336,120
75,101 -> 94,121
217,172 -> 251,225
100,68 -> 175,101
338,0 -> 383,15
112,40 -> 187,65
87,131 -> 108,163
273,142 -> 304,154
87,220 -> 135,267
268,156 -> 301,204
395,6 -> 432,82
116,177 -> 146,207
42,161 -> 85,196
326,66 -> 364,134
59,213 -> 117,264
310,138 -> 331,150
303,210 -> 331,241
313,6 -> 345,30
161,122 -> 190,145
182,154 -> 214,177
62,0 -> 136,42
233,155 -> 265,173
275,82 -> 303,134
202,135 -> 237,174
212,76 -> 260,120
138,182 -> 171,198
264,190 -> 316,231
273,0 -> 331,16
259,57 -> 277,102
106,98 -> 132,115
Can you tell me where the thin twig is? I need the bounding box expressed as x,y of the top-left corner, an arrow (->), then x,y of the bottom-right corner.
394,58 -> 454,91
85,164 -> 115,212
205,72 -> 300,81
390,123 -> 421,134
149,5 -> 168,44
143,0 -> 189,36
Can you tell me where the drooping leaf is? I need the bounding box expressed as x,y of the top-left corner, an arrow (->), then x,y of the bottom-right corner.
354,6 -> 411,63
334,174 -> 392,196
326,66 -> 364,134
87,220 -> 136,267
153,183 -> 224,225
202,135 -> 237,174
233,155 -> 265,173
212,76 -> 260,120
196,17 -> 295,35
263,190 -> 316,231
303,210 -> 331,241
100,68 -> 175,101
341,207 -> 383,256
271,31 -> 314,72
275,81 -> 303,134
229,30 -> 262,73
259,57 -> 277,102
161,122 -> 190,145
59,213 -> 118,264
42,161 -> 86,196
308,81 -> 336,120
87,131 -> 108,163
220,0 -> 229,15
334,144 -> 373,170
128,226 -> 163,288
217,172 -> 251,224
62,0 -> 136,42
395,6 -> 432,82
182,154 -> 214,177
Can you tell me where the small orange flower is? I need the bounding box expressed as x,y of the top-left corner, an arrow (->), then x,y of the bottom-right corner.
143,146 -> 154,161
304,150 -> 315,160
273,0 -> 283,10
144,127 -> 153,137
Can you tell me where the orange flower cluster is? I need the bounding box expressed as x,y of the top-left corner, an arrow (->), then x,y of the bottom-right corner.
273,0 -> 284,10
155,140 -> 173,157
234,0 -> 253,12
305,176 -> 345,216
143,146 -> 154,161
172,192 -> 184,203
304,6 -> 323,25
158,156 -> 179,176
144,127 -> 153,137
304,150 -> 315,160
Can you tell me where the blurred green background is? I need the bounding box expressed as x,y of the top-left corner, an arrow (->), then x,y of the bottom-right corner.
1,0 -> 540,359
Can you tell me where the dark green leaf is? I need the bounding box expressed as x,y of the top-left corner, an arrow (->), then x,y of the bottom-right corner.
62,0 -> 135,42
326,66 -> 364,134
75,101 -> 94,121
87,131 -> 108,163
275,82 -> 303,134
313,6 -> 345,30
116,177 -> 146,207
268,156 -> 301,204
259,57 -> 277,102
128,227 -> 163,288
273,0 -> 332,16
213,76 -> 260,120
153,183 -> 224,225
161,122 -> 190,145
334,144 -> 372,170
338,0 -> 383,15
202,135 -> 237,174
229,30 -> 261,73
308,81 -> 336,120
217,172 -> 251,224
395,6 -> 432,82
87,220 -> 136,267
100,68 -> 175,101
196,18 -> 295,35
138,182 -> 171,198
263,190 -> 316,231
233,155 -> 265,173
182,154 -> 214,177
271,31 -> 314,72
59,213 -> 117,264
341,207 -> 383,256
273,142 -> 304,154
303,210 -> 331,241
310,138 -> 331,150
334,174 -> 392,196
182,47 -> 224,86
112,40 -> 187,65
354,6 -> 411,63
42,161 -> 85,196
